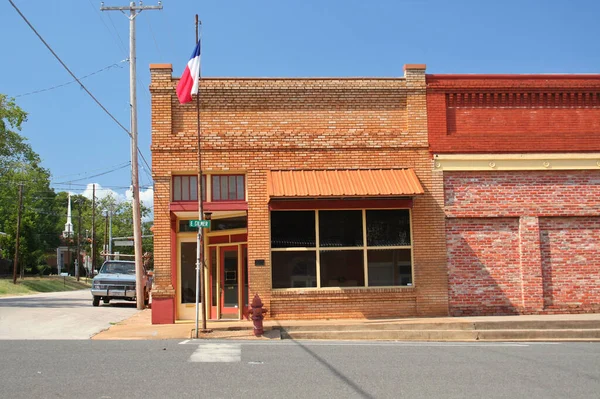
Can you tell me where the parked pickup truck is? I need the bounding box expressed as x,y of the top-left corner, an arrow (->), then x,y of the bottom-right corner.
91,260 -> 152,307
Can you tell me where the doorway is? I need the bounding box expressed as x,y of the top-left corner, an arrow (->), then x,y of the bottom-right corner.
208,243 -> 248,320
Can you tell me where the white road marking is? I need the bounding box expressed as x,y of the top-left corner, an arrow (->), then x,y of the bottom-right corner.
179,340 -> 190,345
189,343 -> 241,362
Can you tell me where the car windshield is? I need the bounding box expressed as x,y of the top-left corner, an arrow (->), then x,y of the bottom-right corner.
100,262 -> 136,275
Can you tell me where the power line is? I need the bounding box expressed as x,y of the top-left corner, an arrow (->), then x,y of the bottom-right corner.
14,60 -> 127,98
87,0 -> 128,57
51,161 -> 130,180
8,0 -> 132,138
52,162 -> 131,184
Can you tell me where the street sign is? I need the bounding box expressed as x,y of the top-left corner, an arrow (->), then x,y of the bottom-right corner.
114,240 -> 134,247
189,220 -> 211,228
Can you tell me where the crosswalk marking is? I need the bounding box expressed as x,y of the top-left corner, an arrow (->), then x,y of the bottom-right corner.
189,343 -> 241,362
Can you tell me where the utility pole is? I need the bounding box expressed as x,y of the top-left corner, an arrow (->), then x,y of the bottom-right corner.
12,183 -> 23,284
91,184 -> 96,276
101,1 -> 163,310
104,211 -> 109,261
77,201 -> 82,282
108,204 -> 113,256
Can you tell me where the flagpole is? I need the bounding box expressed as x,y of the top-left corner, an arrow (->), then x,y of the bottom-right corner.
194,14 -> 209,338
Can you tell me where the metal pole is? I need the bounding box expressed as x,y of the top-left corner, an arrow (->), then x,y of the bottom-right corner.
108,207 -> 113,256
194,15 -> 205,337
77,204 -> 81,281
91,184 -> 96,276
12,184 -> 23,284
104,211 -> 109,261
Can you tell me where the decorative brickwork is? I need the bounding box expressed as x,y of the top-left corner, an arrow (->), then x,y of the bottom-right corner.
427,75 -> 600,153
150,64 -> 448,323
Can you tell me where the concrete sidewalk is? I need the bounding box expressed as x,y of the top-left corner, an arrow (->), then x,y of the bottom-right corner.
91,309 -> 600,341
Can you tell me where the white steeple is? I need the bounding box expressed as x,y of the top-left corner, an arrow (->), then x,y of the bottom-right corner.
63,194 -> 73,238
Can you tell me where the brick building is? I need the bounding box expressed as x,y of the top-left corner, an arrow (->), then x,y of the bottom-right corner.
149,64 -> 448,324
428,74 -> 600,316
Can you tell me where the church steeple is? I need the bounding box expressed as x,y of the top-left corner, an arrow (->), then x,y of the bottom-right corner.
62,194 -> 73,238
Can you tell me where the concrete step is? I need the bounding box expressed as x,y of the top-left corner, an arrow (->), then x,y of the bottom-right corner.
473,320 -> 600,330
277,319 -> 600,333
281,328 -> 600,341
281,329 -> 478,341
279,322 -> 475,332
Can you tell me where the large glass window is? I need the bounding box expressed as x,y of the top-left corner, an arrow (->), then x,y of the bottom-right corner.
212,175 -> 245,201
272,252 -> 317,289
172,175 -> 206,202
271,211 -> 316,248
319,210 -> 363,247
320,250 -> 364,287
271,209 -> 413,289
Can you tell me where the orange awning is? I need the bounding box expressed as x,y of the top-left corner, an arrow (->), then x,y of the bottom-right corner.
267,169 -> 424,198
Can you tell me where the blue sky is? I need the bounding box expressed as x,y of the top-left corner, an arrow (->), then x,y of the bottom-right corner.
2,0 -> 599,212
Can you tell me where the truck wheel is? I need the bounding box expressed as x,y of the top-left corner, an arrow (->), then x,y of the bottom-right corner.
92,296 -> 100,307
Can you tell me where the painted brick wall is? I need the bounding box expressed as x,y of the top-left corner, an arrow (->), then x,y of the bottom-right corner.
540,217 -> 600,312
427,75 -> 600,153
445,171 -> 600,218
150,64 -> 448,321
447,218 -> 522,316
445,171 -> 600,315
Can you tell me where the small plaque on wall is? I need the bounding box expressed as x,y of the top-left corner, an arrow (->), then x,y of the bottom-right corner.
255,259 -> 265,267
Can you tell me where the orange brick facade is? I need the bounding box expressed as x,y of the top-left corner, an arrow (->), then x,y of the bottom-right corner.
429,75 -> 600,316
150,64 -> 448,323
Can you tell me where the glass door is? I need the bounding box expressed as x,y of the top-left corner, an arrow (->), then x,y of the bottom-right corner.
220,245 -> 239,318
177,238 -> 199,320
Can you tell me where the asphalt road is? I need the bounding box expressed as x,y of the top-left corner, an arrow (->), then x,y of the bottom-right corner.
0,339 -> 598,399
0,289 -> 139,339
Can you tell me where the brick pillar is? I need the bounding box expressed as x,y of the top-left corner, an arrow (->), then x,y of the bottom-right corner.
405,64 -> 449,316
519,216 -> 544,312
246,169 -> 272,315
150,64 -> 176,323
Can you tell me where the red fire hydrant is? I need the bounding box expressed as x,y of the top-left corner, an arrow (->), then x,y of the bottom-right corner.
248,294 -> 268,337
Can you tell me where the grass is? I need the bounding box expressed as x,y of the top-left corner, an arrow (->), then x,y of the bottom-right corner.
0,276 -> 91,297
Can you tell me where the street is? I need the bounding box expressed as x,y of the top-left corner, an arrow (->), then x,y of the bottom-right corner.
0,290 -> 139,339
0,339 -> 598,399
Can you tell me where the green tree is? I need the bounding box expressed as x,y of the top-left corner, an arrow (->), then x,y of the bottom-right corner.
0,94 -> 60,273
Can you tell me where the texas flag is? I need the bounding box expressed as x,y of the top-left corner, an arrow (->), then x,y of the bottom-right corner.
176,41 -> 201,104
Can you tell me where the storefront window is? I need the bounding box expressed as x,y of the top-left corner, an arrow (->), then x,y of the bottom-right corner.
319,210 -> 363,247
271,211 -> 316,248
271,209 -> 413,289
272,251 -> 317,289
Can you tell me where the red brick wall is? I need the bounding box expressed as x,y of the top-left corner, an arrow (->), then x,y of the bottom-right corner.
447,218 -> 522,316
445,171 -> 600,218
150,65 -> 449,322
427,75 -> 600,153
540,217 -> 600,312
445,171 -> 600,315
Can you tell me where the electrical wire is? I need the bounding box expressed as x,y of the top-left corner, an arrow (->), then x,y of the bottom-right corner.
14,60 -> 127,98
52,163 -> 131,185
51,161 -> 130,180
8,0 -> 132,138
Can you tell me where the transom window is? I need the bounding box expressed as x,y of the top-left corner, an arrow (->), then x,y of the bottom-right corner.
212,175 -> 245,201
172,175 -> 206,201
271,209 -> 413,289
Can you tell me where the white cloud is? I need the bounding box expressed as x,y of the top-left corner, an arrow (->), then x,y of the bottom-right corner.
126,186 -> 154,222
80,183 -> 126,203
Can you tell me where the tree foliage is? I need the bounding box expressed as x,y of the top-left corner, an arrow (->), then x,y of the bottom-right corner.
0,95 -> 154,274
